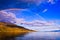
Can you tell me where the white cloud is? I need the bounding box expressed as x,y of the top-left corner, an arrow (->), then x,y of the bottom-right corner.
0,11 -> 16,23
0,10 -> 26,24
42,9 -> 48,13
48,0 -> 56,4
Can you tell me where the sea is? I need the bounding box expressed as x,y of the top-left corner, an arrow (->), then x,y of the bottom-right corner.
4,32 -> 60,40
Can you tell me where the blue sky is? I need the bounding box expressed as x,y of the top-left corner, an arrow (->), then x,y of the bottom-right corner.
28,0 -> 60,20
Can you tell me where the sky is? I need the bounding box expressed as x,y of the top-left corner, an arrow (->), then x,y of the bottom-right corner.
0,0 -> 60,31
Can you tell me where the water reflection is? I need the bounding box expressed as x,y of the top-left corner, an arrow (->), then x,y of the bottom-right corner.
1,32 -> 60,40
0,32 -> 28,40
15,32 -> 60,40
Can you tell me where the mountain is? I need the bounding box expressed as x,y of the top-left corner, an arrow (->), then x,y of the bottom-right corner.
50,30 -> 60,32
0,22 -> 35,39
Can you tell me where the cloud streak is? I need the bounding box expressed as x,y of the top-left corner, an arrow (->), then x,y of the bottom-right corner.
42,9 -> 48,13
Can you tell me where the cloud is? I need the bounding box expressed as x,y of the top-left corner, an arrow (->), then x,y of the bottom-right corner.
18,0 -> 47,6
0,10 -> 26,24
47,0 -> 56,4
42,9 -> 48,13
24,20 -> 60,31
19,0 -> 56,5
0,11 -> 16,23
0,9 -> 28,24
20,20 -> 57,27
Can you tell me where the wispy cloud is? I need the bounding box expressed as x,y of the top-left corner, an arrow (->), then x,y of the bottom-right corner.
17,0 -> 52,5
42,9 -> 48,13
0,11 -> 16,23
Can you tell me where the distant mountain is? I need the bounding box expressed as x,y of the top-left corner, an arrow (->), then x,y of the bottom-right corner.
0,22 -> 35,39
50,30 -> 60,32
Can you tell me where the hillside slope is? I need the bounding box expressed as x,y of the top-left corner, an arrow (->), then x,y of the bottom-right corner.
0,22 -> 35,39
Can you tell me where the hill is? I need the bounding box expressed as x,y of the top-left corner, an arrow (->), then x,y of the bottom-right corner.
0,22 -> 35,39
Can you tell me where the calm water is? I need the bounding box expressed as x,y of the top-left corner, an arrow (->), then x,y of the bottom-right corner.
4,32 -> 60,40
